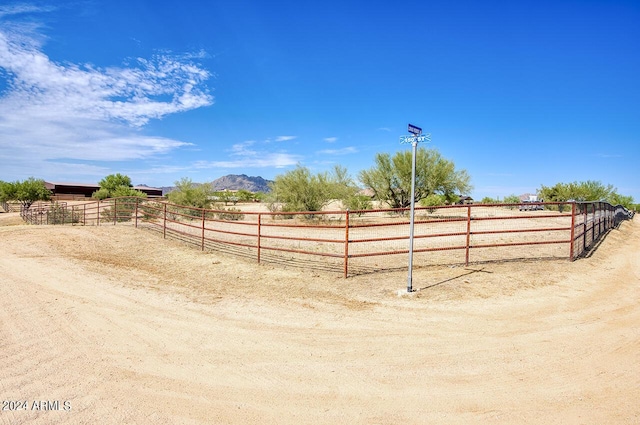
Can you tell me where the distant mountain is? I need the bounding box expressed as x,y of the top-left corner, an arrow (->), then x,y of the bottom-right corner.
211,174 -> 273,193
161,174 -> 273,195
160,186 -> 176,196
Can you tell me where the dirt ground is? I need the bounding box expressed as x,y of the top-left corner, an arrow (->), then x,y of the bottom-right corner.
1,212 -> 638,424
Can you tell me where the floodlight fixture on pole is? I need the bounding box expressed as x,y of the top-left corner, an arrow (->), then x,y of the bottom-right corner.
400,124 -> 431,293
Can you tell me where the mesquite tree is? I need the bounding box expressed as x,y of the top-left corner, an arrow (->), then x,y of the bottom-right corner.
0,178 -> 50,209
358,148 -> 472,209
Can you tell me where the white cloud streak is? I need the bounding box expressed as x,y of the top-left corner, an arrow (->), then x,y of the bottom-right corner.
0,8 -> 213,178
193,153 -> 300,169
193,139 -> 301,169
323,137 -> 338,143
275,135 -> 296,142
317,146 -> 357,155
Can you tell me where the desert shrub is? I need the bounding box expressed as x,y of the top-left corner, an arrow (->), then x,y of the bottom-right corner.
345,194 -> 373,214
166,178 -> 215,210
47,203 -> 81,224
500,194 -> 521,209
100,197 -> 139,222
419,194 -> 447,214
217,207 -> 245,221
139,200 -> 163,221
480,196 -> 499,204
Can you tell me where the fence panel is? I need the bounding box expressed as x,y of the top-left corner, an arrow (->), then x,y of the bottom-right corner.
18,197 -> 634,277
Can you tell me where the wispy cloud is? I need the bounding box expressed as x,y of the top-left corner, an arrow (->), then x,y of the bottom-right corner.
0,4 -> 56,20
377,127 -> 392,132
323,137 -> 338,143
317,146 -> 357,155
593,153 -> 623,158
193,153 -> 300,169
275,135 -> 297,142
0,7 -> 212,178
229,141 -> 259,156
483,172 -> 515,177
193,138 -> 301,169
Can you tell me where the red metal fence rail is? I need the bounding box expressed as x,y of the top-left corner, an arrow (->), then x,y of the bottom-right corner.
19,198 -> 634,277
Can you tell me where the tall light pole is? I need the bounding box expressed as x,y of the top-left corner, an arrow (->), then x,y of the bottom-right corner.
400,124 -> 430,293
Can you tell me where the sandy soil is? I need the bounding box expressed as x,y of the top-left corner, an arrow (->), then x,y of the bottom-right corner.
0,212 -> 638,424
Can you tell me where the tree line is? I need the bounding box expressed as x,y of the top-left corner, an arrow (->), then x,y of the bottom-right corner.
1,147 -> 637,212
480,181 -> 636,210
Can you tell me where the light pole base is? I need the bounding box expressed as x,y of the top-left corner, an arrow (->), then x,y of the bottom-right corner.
396,289 -> 417,297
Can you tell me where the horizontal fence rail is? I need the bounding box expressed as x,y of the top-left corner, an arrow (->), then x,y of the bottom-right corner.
19,198 -> 634,277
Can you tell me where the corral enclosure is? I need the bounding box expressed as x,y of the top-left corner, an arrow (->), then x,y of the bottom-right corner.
20,198 -> 633,276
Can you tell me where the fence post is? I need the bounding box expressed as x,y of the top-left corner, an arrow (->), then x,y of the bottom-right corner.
97,200 -> 100,226
201,208 -> 205,251
163,203 -> 167,239
344,210 -> 350,278
113,198 -> 117,225
83,203 -> 86,226
465,205 -> 472,266
569,202 -> 576,261
583,204 -> 587,253
257,213 -> 262,264
135,198 -> 139,228
591,203 -> 600,243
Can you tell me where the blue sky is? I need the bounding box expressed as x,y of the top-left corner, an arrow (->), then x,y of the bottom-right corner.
0,0 -> 638,201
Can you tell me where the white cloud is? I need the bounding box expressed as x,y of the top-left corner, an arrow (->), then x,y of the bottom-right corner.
323,137 -> 338,143
193,137 -> 302,169
0,9 -> 213,178
594,153 -> 623,158
194,152 -> 300,169
229,140 -> 258,156
0,4 -> 56,20
317,146 -> 357,155
275,135 -> 297,142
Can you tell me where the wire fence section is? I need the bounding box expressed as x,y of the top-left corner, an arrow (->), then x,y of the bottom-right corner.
19,198 -> 634,277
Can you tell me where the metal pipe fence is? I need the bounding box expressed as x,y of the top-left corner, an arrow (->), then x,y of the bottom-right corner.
19,198 -> 634,277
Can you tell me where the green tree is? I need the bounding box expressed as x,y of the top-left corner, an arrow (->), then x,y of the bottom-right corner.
236,189 -> 254,202
419,193 -> 448,207
539,183 -> 569,202
166,178 -> 215,210
503,194 -> 521,204
0,180 -> 17,204
93,173 -> 146,200
344,194 -> 373,213
537,180 -> 634,212
539,180 -> 618,203
358,147 -> 472,209
0,178 -> 50,209
253,191 -> 268,203
480,196 -> 499,204
269,165 -> 359,212
93,174 -> 146,222
608,193 -> 634,210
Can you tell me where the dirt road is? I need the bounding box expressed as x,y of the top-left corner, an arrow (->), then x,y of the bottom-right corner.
1,213 -> 638,424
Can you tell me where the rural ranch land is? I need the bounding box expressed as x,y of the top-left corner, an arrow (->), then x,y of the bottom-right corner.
1,212 -> 638,424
